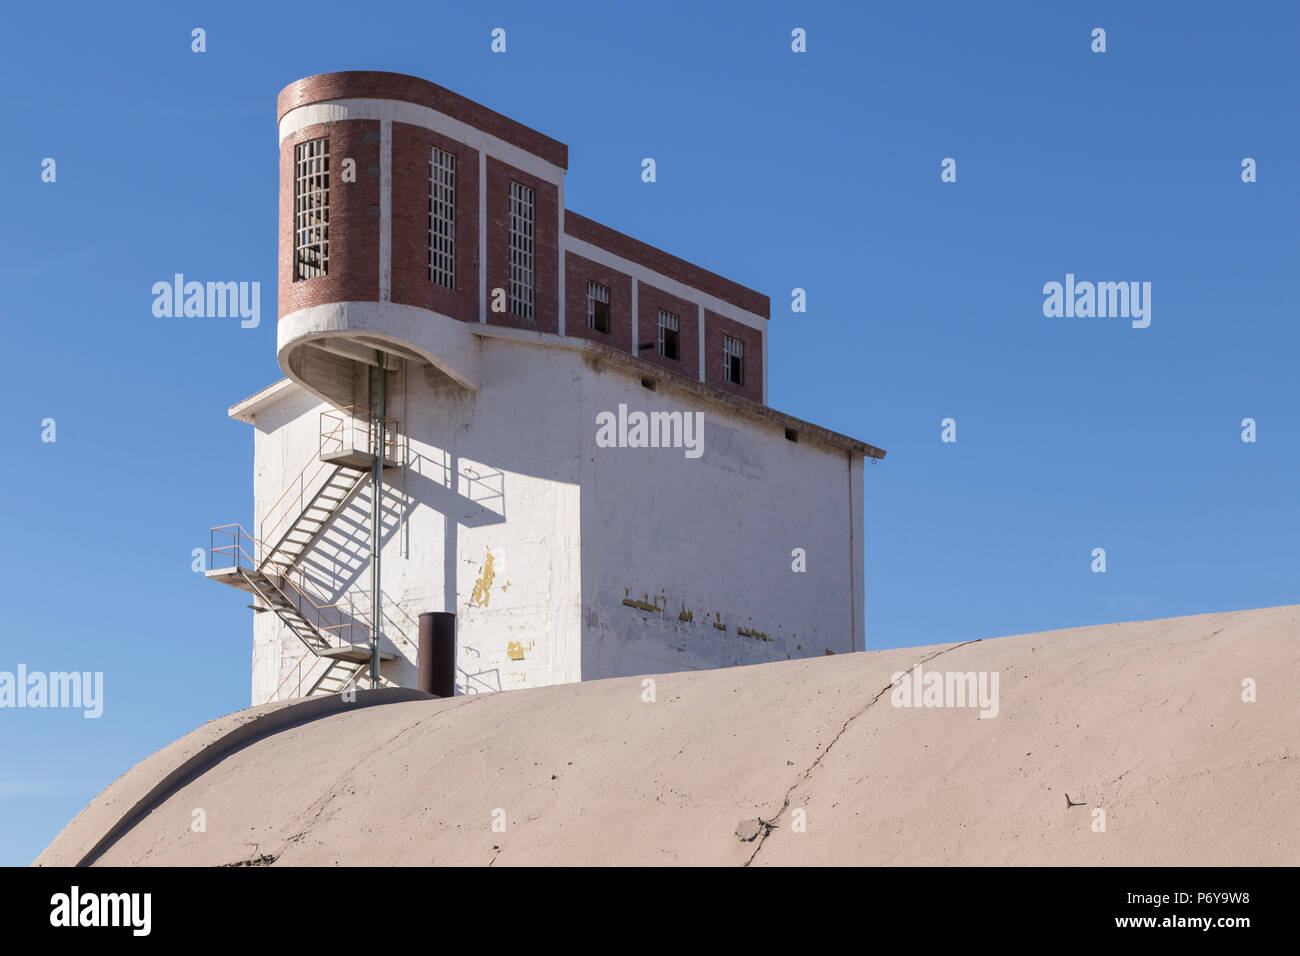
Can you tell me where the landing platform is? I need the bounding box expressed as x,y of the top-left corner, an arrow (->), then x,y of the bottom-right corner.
320,645 -> 397,663
206,567 -> 255,592
321,450 -> 402,471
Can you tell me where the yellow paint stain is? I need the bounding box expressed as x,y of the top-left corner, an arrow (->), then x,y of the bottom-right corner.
500,579 -> 511,593
824,649 -> 835,656
679,605 -> 693,622
622,597 -> 660,612
470,549 -> 496,607
713,612 -> 726,631
507,640 -> 525,661
738,626 -> 771,641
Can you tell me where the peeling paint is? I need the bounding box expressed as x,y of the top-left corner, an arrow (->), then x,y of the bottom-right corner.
470,549 -> 496,607
622,588 -> 664,613
622,597 -> 660,612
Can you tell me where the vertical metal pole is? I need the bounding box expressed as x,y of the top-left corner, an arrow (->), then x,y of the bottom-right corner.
371,350 -> 387,689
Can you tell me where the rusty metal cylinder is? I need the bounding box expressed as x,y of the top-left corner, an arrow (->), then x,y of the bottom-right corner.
418,612 -> 456,698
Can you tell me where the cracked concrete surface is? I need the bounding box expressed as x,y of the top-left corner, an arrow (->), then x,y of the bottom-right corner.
742,640 -> 981,866
39,605 -> 1300,866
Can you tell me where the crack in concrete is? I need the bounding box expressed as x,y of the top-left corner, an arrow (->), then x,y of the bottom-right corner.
275,695 -> 484,860
743,640 -> 981,867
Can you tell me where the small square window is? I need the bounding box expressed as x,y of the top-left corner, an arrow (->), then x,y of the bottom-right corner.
587,281 -> 610,334
724,335 -> 744,384
657,310 -> 679,361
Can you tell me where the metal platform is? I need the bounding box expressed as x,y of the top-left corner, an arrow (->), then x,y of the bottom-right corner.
320,449 -> 402,471
320,645 -> 397,663
206,566 -> 256,592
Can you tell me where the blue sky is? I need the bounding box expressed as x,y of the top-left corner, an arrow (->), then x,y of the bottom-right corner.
2,0 -> 1296,865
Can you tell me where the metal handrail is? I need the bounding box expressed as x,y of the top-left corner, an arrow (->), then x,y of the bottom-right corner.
210,524 -> 259,570
258,419 -> 348,552
276,565 -> 370,650
208,524 -> 370,656
214,403 -> 411,703
320,405 -> 402,463
269,657 -> 309,703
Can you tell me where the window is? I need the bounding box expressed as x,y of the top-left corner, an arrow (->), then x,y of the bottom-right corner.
294,138 -> 330,280
508,181 -> 535,319
586,281 -> 610,333
429,147 -> 456,289
657,310 -> 680,360
724,335 -> 745,384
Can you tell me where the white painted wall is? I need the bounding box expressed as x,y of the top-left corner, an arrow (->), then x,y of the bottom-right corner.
577,361 -> 861,680
241,337 -> 861,704
246,338 -> 584,704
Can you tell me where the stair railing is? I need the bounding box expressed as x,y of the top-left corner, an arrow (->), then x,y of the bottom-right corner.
320,406 -> 403,465
258,417 -> 349,558
276,564 -> 370,652
210,524 -> 258,570
213,405 -> 410,703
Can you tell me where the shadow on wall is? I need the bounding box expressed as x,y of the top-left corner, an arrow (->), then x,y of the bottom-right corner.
456,642 -> 502,694
276,447 -> 510,680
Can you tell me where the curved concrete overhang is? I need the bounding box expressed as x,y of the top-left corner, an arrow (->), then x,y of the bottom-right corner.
278,302 -> 482,408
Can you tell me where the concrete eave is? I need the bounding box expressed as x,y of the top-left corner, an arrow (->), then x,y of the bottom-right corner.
472,325 -> 887,460
228,378 -> 298,424
226,329 -> 887,460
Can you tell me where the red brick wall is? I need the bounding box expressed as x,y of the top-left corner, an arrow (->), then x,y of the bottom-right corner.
705,309 -> 763,403
565,211 -> 769,318
391,122 -> 479,322
564,252 -> 633,351
279,120 -> 381,319
485,157 -> 559,333
278,72 -> 567,169
637,284 -> 698,376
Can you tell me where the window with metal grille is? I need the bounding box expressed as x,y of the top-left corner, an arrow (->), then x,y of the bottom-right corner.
657,310 -> 680,360
586,281 -> 610,333
294,138 -> 330,280
429,147 -> 456,289
508,181 -> 535,320
724,335 -> 745,384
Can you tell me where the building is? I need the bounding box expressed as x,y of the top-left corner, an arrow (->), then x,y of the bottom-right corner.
207,71 -> 886,704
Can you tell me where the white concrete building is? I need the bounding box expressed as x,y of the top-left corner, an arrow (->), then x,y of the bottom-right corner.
208,72 -> 885,703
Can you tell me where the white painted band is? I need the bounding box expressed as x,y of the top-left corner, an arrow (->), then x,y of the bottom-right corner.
279,98 -> 565,186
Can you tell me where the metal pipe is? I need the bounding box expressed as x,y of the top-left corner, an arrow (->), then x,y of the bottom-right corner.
418,612 -> 455,697
371,350 -> 387,689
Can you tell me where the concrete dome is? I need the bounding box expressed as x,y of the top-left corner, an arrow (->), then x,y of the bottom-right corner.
39,605 -> 1300,866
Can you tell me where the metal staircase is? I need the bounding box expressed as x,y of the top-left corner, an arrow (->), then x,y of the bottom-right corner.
208,405 -> 403,704
258,465 -> 365,579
